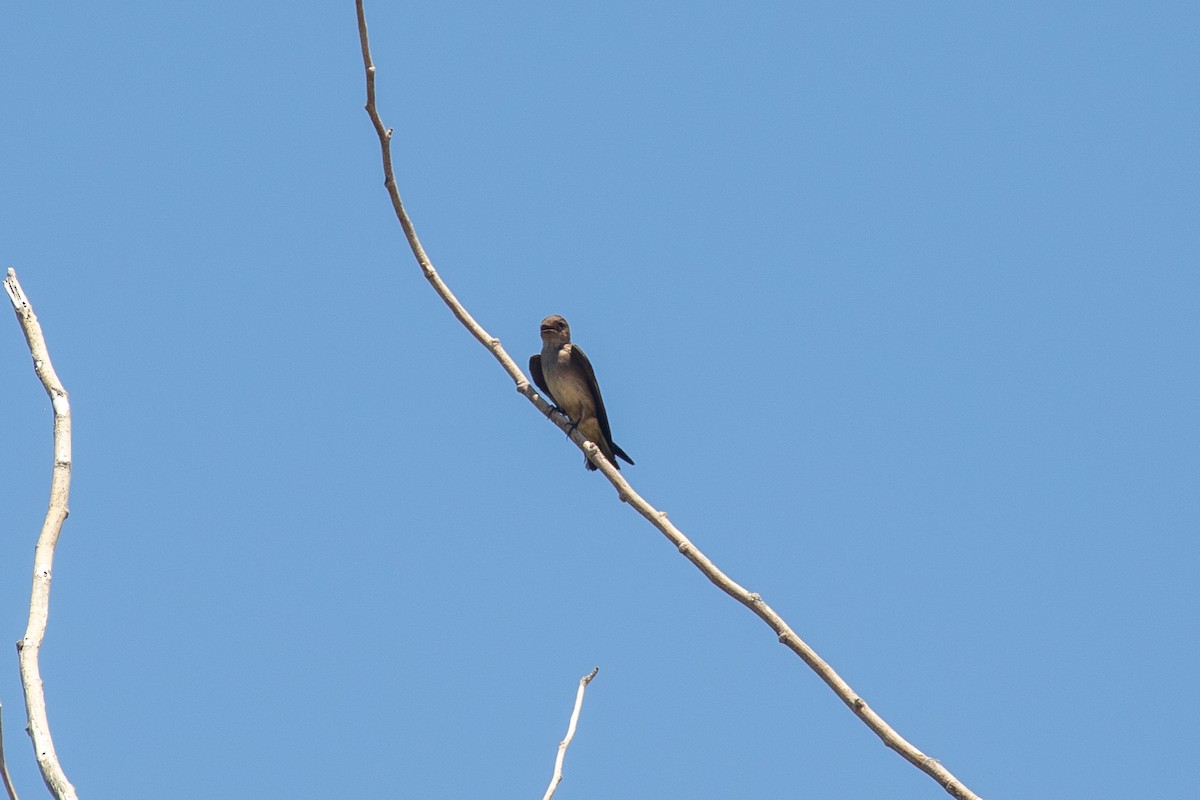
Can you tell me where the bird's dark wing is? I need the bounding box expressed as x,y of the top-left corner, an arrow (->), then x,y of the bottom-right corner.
569,345 -> 634,466
528,354 -> 558,407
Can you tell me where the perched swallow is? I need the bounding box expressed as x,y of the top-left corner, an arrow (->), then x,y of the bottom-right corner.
529,315 -> 634,471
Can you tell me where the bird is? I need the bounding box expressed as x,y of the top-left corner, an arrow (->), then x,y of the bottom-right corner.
529,314 -> 634,471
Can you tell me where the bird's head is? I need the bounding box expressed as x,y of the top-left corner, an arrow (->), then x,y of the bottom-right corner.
539,314 -> 571,347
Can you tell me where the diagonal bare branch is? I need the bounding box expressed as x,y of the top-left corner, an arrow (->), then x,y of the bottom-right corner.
0,700 -> 19,800
353,6 -> 983,799
542,668 -> 599,800
4,269 -> 78,800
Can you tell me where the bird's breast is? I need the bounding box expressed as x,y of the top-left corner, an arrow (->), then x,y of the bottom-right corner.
542,345 -> 595,422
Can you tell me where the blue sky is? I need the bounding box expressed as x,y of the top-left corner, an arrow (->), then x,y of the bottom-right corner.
2,2 -> 1197,798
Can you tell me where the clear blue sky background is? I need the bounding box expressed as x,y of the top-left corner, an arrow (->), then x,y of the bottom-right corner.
2,2 -> 1196,798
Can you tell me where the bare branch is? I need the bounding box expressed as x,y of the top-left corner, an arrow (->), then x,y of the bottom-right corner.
542,668 -> 599,800
4,269 -> 79,800
0,700 -> 20,800
354,1 -> 531,391
353,7 -> 982,799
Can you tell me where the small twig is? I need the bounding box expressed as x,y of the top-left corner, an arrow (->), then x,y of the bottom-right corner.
542,668 -> 599,800
4,269 -> 78,800
0,700 -> 20,800
353,7 -> 982,799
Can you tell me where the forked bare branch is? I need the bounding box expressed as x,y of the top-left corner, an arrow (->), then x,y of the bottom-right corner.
353,6 -> 982,798
4,269 -> 78,800
542,667 -> 599,800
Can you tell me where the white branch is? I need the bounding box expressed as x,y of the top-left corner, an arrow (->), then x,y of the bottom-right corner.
354,7 -> 983,799
4,269 -> 79,800
542,668 -> 598,800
